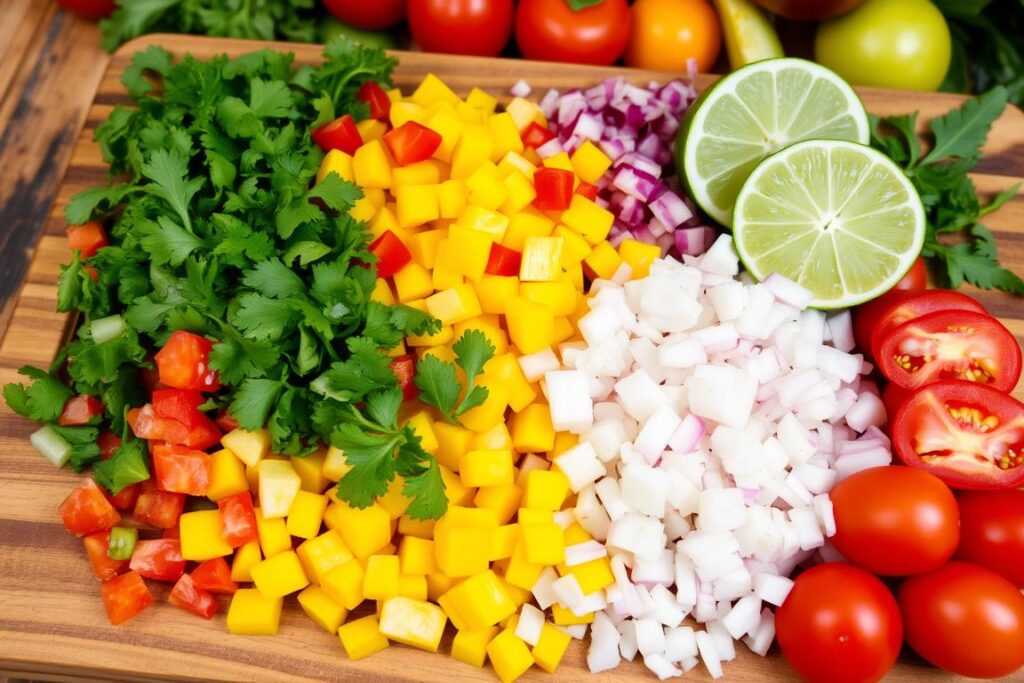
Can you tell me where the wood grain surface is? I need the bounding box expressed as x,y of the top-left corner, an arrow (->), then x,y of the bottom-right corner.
2,34 -> 1022,683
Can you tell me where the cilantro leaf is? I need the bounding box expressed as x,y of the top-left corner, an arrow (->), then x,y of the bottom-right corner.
51,425 -> 102,473
453,329 -> 495,390
65,185 -> 136,225
140,148 -> 205,232
365,387 -> 403,431
229,378 -> 285,430
242,258 -> 307,299
93,438 -> 150,494
331,423 -> 399,508
2,367 -> 72,423
401,453 -> 448,521
413,354 -> 461,419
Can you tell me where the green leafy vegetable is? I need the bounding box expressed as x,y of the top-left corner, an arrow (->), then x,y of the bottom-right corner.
415,330 -> 496,423
936,0 -> 1024,107
93,438 -> 151,494
3,367 -> 72,423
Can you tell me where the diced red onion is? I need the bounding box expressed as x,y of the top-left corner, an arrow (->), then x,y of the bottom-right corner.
540,89 -> 560,119
650,191 -> 694,229
613,167 -> 660,201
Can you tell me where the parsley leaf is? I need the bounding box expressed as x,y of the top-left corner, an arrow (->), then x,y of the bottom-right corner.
3,367 -> 72,423
331,422 -> 399,508
415,330 -> 496,423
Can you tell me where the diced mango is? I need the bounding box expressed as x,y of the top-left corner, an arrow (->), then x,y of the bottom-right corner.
474,484 -> 522,525
570,140 -> 613,184
379,596 -> 448,652
325,500 -> 391,558
432,422 -> 474,472
505,97 -> 543,131
426,284 -> 481,325
393,159 -> 442,187
427,111 -> 464,163
322,446 -> 351,483
505,296 -> 555,355
551,602 -> 594,625
408,229 -> 448,269
412,73 -> 461,107
179,509 -> 233,561
230,541 -> 262,582
474,275 -> 519,315
221,429 -> 270,468
466,87 -> 498,112
371,276 -> 397,304
520,280 -> 577,317
451,124 -> 494,179
226,588 -> 282,635
399,536 -> 437,575
510,403 -> 556,454
487,629 -> 535,683
465,165 -> 509,211
583,240 -> 623,280
562,194 -> 614,245
488,112 -> 525,159
395,184 -> 440,228
619,238 -> 661,278
338,615 -> 390,660
553,225 -> 593,267
441,570 -> 516,630
457,205 -> 509,241
298,585 -> 348,633
490,523 -> 519,561
532,623 -> 572,673
317,149 -> 355,184
296,529 -> 354,584
501,171 -> 537,214
434,524 -> 492,578
207,448 -> 249,501
363,555 -> 400,600
322,559 -> 366,610
503,537 -> 545,590
356,118 -> 387,143
399,514 -> 436,540
257,459 -> 301,519
460,449 -> 515,487
251,550 -> 309,598
523,469 -> 570,512
286,490 -> 328,539
452,626 -> 500,668
353,140 -> 392,189
542,151 -> 575,175
399,573 -> 429,600
498,151 -> 537,178
459,377 -> 510,433
290,450 -> 328,494
521,522 -> 566,565
520,236 -> 565,282
393,262 -> 434,302
503,211 -> 554,251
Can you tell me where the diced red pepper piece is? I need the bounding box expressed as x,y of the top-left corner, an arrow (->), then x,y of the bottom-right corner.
83,530 -> 129,582
214,409 -> 239,433
97,430 -> 122,461
129,538 -> 186,582
521,122 -> 555,149
311,114 -> 363,154
151,444 -> 211,496
190,557 -> 238,595
533,168 -> 575,211
154,330 -> 219,393
217,491 -> 258,548
152,389 -> 205,429
369,229 -> 413,278
127,404 -> 221,451
389,354 -> 418,401
67,220 -> 108,258
105,482 -> 141,512
383,121 -> 442,166
485,243 -> 523,276
58,395 -> 104,426
576,180 -> 599,201
169,574 -> 218,620
161,526 -> 180,539
59,479 -> 120,537
357,81 -> 392,121
133,481 -> 185,529
101,571 -> 154,625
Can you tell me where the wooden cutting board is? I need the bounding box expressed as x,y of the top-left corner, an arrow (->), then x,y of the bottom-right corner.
1,34 -> 1022,683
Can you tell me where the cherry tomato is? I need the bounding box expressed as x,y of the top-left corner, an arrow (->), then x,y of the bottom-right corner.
133,481 -> 185,529
956,490 -> 1024,588
892,255 -> 927,292
100,571 -> 154,625
154,330 -> 219,392
217,491 -> 258,548
58,395 -> 104,426
855,289 -> 984,361
151,444 -> 211,497
876,310 -> 1021,391
830,466 -> 959,576
59,479 -> 121,537
322,0 -> 404,29
751,0 -> 865,20
190,557 -> 239,595
899,562 -> 1024,679
625,0 -> 722,73
515,0 -> 631,66
168,574 -> 218,620
409,0 -> 514,57
776,563 -> 902,683
892,380 -> 1024,490
129,538 -> 186,583
56,0 -> 115,21
83,530 -> 129,582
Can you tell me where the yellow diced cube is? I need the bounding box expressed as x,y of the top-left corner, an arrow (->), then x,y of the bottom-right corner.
427,110 -> 464,163
395,184 -> 440,229
445,505 -> 500,527
393,262 -> 434,302
553,431 -> 579,458
338,615 -> 390,660
390,101 -> 426,128
457,204 -> 509,240
440,464 -> 475,505
399,514 -> 435,540
504,211 -> 553,251
363,555 -> 400,600
440,226 -> 494,280
474,275 -> 519,315
403,412 -> 439,456
619,238 -> 662,278
436,180 -> 467,220
520,280 -> 577,317
484,353 -> 538,414
454,319 -> 508,358
505,296 -> 555,354
379,596 -> 448,652
392,159 -> 441,188
511,403 -> 556,454
520,236 -> 565,282
296,529 -> 354,584
553,225 -> 593,267
566,556 -> 615,594
286,490 -> 328,539
364,188 -> 387,208
370,277 -> 397,304
488,112 -> 525,160
399,536 -> 437,575
542,151 -> 575,175
257,459 -> 301,519
251,550 -> 309,598
501,171 -> 537,214
322,559 -> 366,610
532,623 -> 572,673
432,422 -> 474,472
377,476 -> 412,519
523,469 -> 570,511
298,585 -> 348,633
561,194 -> 614,245
322,446 -> 351,482
230,541 -> 262,582
498,151 -> 537,178
505,97 -> 543,132
442,570 -> 516,631
226,588 -> 282,635
434,525 -> 492,578
503,537 -> 545,590
465,165 -> 509,211
490,523 -> 519,560
460,449 -> 515,487
570,140 -> 613,184
472,421 -> 513,451
516,454 -> 550,487
412,73 -> 460,107
207,448 -> 249,501
487,629 -> 535,683
518,508 -> 554,525
353,140 -> 392,189
348,196 -> 378,223
317,149 -> 355,184
291,450 -> 328,494
551,602 -> 594,625
398,573 -> 428,600
456,101 -> 486,123
452,626 -> 500,668
431,251 -> 465,291
387,88 -> 402,102
521,522 -> 566,565
221,429 -> 270,467
325,500 -> 392,558
583,241 -> 623,280
356,118 -> 387,143
179,509 -> 233,562
552,316 -> 575,344
466,87 -> 498,112
426,284 -> 481,325
408,229 -> 448,268
458,377 -> 510,433
474,484 -> 522,525
427,574 -> 459,603
451,124 -> 494,179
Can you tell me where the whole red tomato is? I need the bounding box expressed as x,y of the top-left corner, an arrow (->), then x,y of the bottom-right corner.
956,490 -> 1024,587
408,0 -> 514,57
752,0 -> 865,20
57,0 -> 115,20
830,466 -> 959,576
776,563 -> 902,683
515,0 -> 631,66
899,562 -> 1024,678
322,0 -> 405,30
891,255 -> 927,291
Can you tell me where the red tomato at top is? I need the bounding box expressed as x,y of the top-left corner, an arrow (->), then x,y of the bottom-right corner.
408,0 -> 514,57
830,465 -> 959,576
956,489 -> 1024,588
154,330 -> 219,392
899,562 -> 1024,679
57,0 -> 115,21
775,563 -> 903,683
322,0 -> 405,29
892,255 -> 928,292
515,0 -> 631,66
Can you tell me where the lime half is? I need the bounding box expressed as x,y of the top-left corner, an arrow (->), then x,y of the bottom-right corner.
733,139 -> 925,309
680,58 -> 869,227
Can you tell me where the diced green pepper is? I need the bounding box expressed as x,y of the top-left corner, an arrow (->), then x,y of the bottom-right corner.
107,526 -> 138,561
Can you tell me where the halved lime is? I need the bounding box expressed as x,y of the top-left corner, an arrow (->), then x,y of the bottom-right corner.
679,58 -> 869,227
733,139 -> 925,309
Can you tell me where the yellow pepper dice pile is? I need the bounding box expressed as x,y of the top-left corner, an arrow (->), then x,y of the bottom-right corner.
178,74 -> 664,683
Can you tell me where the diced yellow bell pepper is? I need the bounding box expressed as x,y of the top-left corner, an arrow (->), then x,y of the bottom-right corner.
207,448 -> 249,501
501,171 -> 537,214
503,537 -> 545,590
553,225 -> 593,267
488,112 -> 525,160
431,248 -> 464,291
378,476 -> 412,519
322,446 -> 351,483
457,204 -> 509,241
408,229 -> 448,268
426,284 -> 481,325
452,626 -> 500,668
442,570 -> 516,631
251,550 -> 309,598
398,536 -> 437,575
583,240 -> 623,280
440,465 -> 475,505
399,514 -> 435,540
434,180 -> 467,220
230,541 -> 262,582
395,184 -> 440,229
338,615 -> 390,660
379,596 -> 448,652
490,523 -> 519,561
226,588 -> 282,635
542,151 -> 576,176
392,159 -> 442,188
439,226 -> 493,280
498,151 -> 537,178
460,449 -> 515,487
474,275 -> 519,315
356,118 -> 387,143
298,585 -> 348,633
523,469 -> 570,512
427,110 -> 464,163
520,280 -> 577,317
484,353 -> 538,414
561,194 -> 614,245
505,97 -> 544,132
221,429 -> 270,467
456,100 -> 486,123
432,422 -> 474,472
520,236 -> 565,282
465,163 -> 509,211
521,522 -> 566,565
532,623 -> 572,673
322,559 -> 366,610
296,529 -> 354,584
393,262 -> 434,302
505,296 -> 555,355
619,238 -> 661,278
362,555 -> 400,601
179,509 -> 233,562
503,211 -> 554,251
511,404 -> 557,455
570,140 -> 613,184
459,377 -> 510,433
487,628 -> 535,683
353,140 -> 392,189
551,602 -> 594,626
466,87 -> 498,112
391,101 -> 426,128
257,459 -> 301,519
412,73 -> 460,107
474,484 -> 522,525
317,149 -> 355,185
565,556 -> 615,594
451,124 -> 493,179
325,500 -> 391,559
286,490 -> 328,539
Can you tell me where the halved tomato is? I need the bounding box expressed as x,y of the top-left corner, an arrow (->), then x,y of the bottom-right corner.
867,290 -> 987,361
151,444 -> 211,496
877,310 -> 1021,391
892,380 -> 1024,489
129,538 -> 186,582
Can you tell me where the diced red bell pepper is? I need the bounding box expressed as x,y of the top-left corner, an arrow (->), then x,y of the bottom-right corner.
357,81 -> 392,121
370,229 -> 413,278
533,168 -> 575,211
67,220 -> 108,258
217,491 -> 258,548
389,354 -> 418,401
58,395 -> 104,426
100,571 -> 154,625
97,431 -> 122,461
83,530 -> 129,582
214,409 -> 239,433
133,481 -> 185,529
153,330 -> 219,393
129,538 -> 186,582
161,526 -> 180,539
59,479 -> 120,537
190,557 -> 238,595
152,389 -> 205,429
105,482 -> 141,512
128,404 -> 221,451
485,243 -> 523,277
169,573 -> 218,620
311,114 -> 363,154
383,121 -> 442,166
521,122 -> 555,149
151,444 -> 211,496
576,181 -> 599,201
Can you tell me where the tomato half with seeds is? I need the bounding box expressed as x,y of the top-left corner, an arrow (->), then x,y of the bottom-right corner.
876,310 -> 1021,391
866,289 -> 986,361
892,381 -> 1024,489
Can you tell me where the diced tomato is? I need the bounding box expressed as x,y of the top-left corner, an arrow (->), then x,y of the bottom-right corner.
161,526 -> 180,539
383,121 -> 442,166
169,574 -> 218,620
389,354 -> 418,401
100,571 -> 154,625
140,363 -> 162,394
58,395 -> 104,426
217,491 -> 258,548
521,121 -> 555,149
190,557 -> 238,595
533,168 -> 574,211
357,81 -> 392,121
83,530 -> 129,582
128,404 -> 221,451
59,479 -> 120,537
485,243 -> 523,277
153,330 -> 219,393
129,538 -> 186,582
133,481 -> 185,529
152,389 -> 205,429
576,181 -> 599,201
105,482 -> 141,512
214,409 -> 239,432
151,444 -> 211,496
67,220 -> 108,258
370,230 -> 413,278
311,114 -> 363,154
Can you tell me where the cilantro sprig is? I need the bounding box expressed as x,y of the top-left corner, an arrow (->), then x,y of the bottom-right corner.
871,86 -> 1024,294
415,330 -> 497,423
